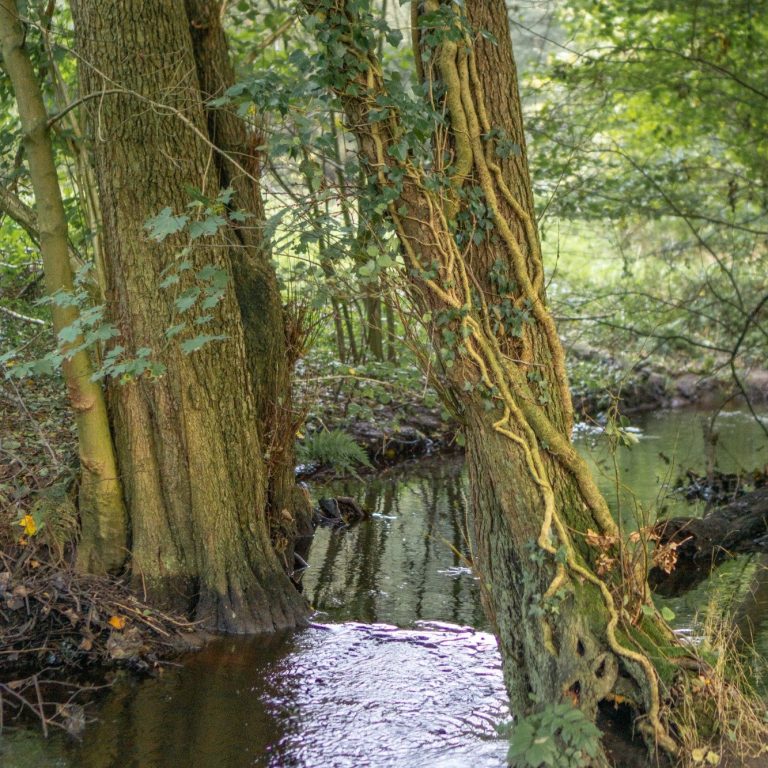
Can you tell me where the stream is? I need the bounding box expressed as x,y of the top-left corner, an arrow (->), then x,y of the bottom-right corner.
2,407 -> 767,768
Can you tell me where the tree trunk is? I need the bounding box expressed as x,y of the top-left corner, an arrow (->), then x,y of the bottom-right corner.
184,0 -> 313,564
0,0 -> 127,573
650,487 -> 768,595
70,0 -> 307,631
301,0 -> 747,758
364,290 -> 384,361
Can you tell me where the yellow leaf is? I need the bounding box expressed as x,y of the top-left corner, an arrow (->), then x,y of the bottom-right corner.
705,752 -> 720,765
108,615 -> 127,630
348,368 -> 357,375
691,748 -> 706,763
17,515 -> 37,536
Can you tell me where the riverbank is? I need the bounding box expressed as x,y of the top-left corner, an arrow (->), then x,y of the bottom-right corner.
298,357 -> 768,478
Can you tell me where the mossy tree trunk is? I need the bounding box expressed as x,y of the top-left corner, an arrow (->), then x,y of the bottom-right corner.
301,0 -> 716,759
0,0 -> 127,573
70,0 -> 307,631
184,0 -> 313,567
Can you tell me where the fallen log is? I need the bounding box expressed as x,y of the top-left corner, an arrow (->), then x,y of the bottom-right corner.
650,488 -> 768,595
654,488 -> 768,559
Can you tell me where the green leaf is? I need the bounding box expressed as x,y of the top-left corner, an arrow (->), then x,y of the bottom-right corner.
175,287 -> 200,313
159,273 -> 180,288
180,334 -> 228,354
165,323 -> 186,339
188,214 -> 227,240
661,606 -> 676,622
144,207 -> 188,241
358,260 -> 376,277
57,323 -> 82,344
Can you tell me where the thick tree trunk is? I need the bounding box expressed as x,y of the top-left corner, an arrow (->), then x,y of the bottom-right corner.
0,0 -> 127,573
70,0 -> 307,631
454,1 -> 657,728
184,0 -> 313,568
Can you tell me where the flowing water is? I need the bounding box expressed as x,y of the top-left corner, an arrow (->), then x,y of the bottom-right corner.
3,407 -> 767,768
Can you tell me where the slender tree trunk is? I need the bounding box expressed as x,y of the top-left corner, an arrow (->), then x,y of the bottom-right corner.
327,296 -> 347,362
70,0 -> 307,630
341,300 -> 359,362
385,296 -> 397,362
364,290 -> 383,361
302,0 -> 746,759
0,0 -> 127,573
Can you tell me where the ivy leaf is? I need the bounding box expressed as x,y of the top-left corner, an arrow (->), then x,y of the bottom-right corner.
165,323 -> 186,339
200,292 -> 224,310
57,323 -> 82,344
159,273 -> 180,288
175,287 -> 200,313
197,264 -> 229,289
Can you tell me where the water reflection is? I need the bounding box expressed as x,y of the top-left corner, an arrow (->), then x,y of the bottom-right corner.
578,408 -> 768,525
2,624 -> 509,768
305,458 -> 488,630
304,407 -> 768,633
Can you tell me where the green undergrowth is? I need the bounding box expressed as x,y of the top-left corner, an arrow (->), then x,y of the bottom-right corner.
296,428 -> 372,475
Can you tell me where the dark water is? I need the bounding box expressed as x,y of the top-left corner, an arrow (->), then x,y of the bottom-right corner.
3,407 -> 767,768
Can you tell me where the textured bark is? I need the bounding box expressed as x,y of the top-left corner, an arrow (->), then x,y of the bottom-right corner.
184,0 -> 313,565
70,0 -> 307,631
460,0 -> 616,715
0,0 -> 127,573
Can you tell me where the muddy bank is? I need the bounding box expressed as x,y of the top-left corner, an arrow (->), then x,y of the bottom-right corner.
297,401 -> 460,479
569,345 -> 768,416
0,542 -> 203,736
301,364 -> 768,478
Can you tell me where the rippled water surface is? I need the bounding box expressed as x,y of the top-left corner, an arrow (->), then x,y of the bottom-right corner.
1,623 -> 508,768
3,407 -> 767,768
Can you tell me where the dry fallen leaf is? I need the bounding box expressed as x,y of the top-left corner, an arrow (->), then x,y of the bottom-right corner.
17,514 -> 37,536
60,607 -> 79,626
596,553 -> 617,575
585,528 -> 618,550
108,615 -> 127,630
